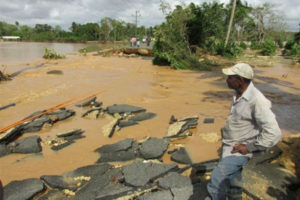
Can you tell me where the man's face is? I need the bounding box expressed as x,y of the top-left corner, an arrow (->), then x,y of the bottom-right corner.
226,75 -> 241,89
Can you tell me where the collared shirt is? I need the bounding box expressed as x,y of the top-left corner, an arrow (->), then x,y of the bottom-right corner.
222,82 -> 281,158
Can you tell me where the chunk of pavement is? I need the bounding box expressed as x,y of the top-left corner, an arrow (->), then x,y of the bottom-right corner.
51,140 -> 74,151
166,116 -> 198,137
46,70 -> 63,75
71,168 -> 123,200
158,172 -> 192,189
63,163 -> 112,178
0,144 -> 11,157
243,162 -> 298,200
3,178 -> 45,200
158,172 -> 194,200
166,121 -> 186,137
96,149 -> 137,163
24,110 -> 45,120
107,104 -> 146,115
123,161 -> 178,187
22,115 -> 51,133
76,97 -> 97,107
0,125 -> 23,144
48,109 -> 75,121
139,137 -> 169,159
102,116 -> 120,137
137,190 -> 173,200
40,175 -> 79,191
81,108 -> 102,117
203,118 -> 214,124
38,189 -> 67,200
128,112 -> 156,122
192,159 -> 219,174
171,186 -> 194,200
95,183 -> 134,200
56,129 -> 85,141
0,125 -> 25,145
95,138 -> 134,153
0,103 -> 16,111
11,135 -> 42,154
118,120 -> 138,128
171,147 -> 192,164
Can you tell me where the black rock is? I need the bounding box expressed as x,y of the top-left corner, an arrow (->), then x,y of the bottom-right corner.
96,149 -> 137,163
76,97 -> 97,107
40,175 -> 79,190
0,144 -> 11,157
71,168 -> 123,200
56,129 -> 85,141
3,178 -> 45,200
95,138 -> 134,153
118,120 -> 138,128
51,140 -> 74,151
12,135 -> 42,154
22,115 -> 51,133
128,112 -> 156,122
38,189 -> 67,200
203,118 -> 214,124
137,190 -> 173,200
0,125 -> 23,144
0,103 -> 16,111
48,109 -> 75,121
139,138 -> 169,159
106,104 -> 146,115
95,183 -> 134,200
158,172 -> 192,189
171,148 -> 193,164
63,163 -> 112,178
46,70 -> 63,75
123,161 -> 178,187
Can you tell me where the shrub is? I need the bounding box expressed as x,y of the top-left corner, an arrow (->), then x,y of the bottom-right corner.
239,42 -> 248,50
214,41 -> 243,58
260,39 -> 277,56
43,48 -> 65,59
283,41 -> 300,56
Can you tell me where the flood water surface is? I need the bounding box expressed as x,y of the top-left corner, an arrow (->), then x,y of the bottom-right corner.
0,41 -> 87,65
0,54 -> 299,185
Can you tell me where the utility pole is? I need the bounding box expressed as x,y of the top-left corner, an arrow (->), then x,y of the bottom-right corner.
225,0 -> 237,47
133,10 -> 141,36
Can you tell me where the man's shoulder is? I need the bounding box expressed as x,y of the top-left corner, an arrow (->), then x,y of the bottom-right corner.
249,84 -> 271,107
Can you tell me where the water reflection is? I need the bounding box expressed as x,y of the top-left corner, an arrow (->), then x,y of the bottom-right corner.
0,41 -> 87,65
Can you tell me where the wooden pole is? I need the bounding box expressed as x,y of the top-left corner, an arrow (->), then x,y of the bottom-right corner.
225,0 -> 237,47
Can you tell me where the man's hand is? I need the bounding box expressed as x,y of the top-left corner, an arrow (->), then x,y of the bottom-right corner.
231,144 -> 249,155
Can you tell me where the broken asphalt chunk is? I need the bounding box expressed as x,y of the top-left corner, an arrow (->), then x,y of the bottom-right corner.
123,161 -> 178,187
106,104 -> 146,115
139,137 -> 169,160
3,178 -> 45,200
11,135 -> 42,154
128,112 -> 156,122
171,147 -> 193,164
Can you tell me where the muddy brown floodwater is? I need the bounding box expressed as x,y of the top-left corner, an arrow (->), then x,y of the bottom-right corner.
0,53 -> 300,185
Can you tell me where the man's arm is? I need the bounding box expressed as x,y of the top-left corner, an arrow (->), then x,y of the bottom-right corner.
246,99 -> 282,153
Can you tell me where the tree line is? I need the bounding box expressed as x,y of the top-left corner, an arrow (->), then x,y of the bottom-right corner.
0,18 -> 154,43
153,0 -> 299,69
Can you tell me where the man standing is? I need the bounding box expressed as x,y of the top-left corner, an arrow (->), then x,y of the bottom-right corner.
207,63 -> 281,200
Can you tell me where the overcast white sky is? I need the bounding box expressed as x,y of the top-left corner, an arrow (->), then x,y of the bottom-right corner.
0,0 -> 299,31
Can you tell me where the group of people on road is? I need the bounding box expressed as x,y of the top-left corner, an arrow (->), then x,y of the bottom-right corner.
130,36 -> 152,47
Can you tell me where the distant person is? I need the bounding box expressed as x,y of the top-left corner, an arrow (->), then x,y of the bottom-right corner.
146,36 -> 151,47
206,63 -> 281,200
136,37 -> 140,48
